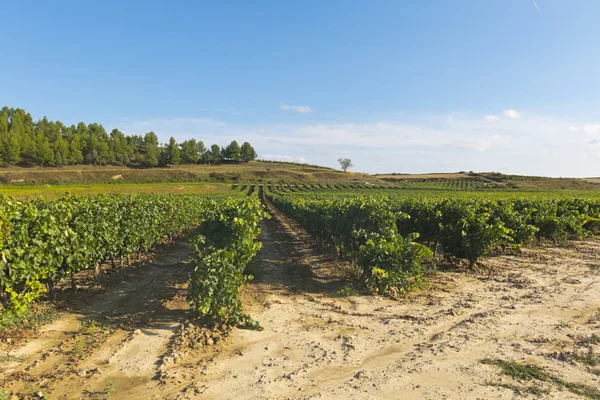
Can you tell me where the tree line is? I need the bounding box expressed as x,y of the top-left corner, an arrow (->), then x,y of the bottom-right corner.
0,107 -> 258,167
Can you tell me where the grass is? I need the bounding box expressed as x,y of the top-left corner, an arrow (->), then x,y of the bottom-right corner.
105,379 -> 116,400
0,182 -> 232,200
481,358 -> 600,399
577,334 -> 600,346
70,320 -> 110,361
71,337 -> 85,359
0,303 -> 60,336
485,381 -> 549,397
0,161 -> 376,188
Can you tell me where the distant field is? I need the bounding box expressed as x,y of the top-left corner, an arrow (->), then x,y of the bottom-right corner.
377,171 -> 600,190
376,173 -> 469,180
0,161 -> 380,187
0,182 -> 233,200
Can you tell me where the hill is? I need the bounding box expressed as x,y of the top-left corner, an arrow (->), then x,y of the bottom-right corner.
376,171 -> 600,190
0,161 -> 381,187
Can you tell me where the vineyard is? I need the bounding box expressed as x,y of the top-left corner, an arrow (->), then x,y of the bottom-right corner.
1,184 -> 600,399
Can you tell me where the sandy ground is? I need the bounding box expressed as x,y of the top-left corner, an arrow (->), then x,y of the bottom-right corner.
1,203 -> 599,399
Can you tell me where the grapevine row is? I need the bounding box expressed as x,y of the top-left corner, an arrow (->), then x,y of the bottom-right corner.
0,193 -> 268,329
267,192 -> 600,295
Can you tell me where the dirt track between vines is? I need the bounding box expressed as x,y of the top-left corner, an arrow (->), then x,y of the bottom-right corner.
1,203 -> 600,399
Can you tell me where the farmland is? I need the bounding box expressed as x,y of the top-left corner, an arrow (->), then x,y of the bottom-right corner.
1,182 -> 600,399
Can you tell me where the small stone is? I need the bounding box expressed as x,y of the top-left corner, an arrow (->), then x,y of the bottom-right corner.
6,338 -> 11,344
206,338 -> 214,346
354,371 -> 370,380
78,369 -> 87,377
133,329 -> 142,335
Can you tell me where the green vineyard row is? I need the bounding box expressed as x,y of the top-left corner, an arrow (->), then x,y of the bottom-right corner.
0,193 -> 267,328
267,190 -> 600,296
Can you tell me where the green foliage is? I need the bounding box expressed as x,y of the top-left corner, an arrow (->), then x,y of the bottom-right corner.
162,136 -> 181,166
267,194 -> 430,296
0,193 -> 211,311
187,197 -> 268,328
337,158 -> 353,172
482,358 -> 600,399
269,189 -> 600,271
0,106 -> 257,167
222,140 -> 241,161
105,379 -> 116,400
240,142 -> 258,162
359,235 -> 432,296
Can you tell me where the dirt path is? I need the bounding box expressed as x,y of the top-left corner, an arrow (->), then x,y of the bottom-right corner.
0,241 -> 195,399
163,203 -> 600,399
2,205 -> 600,399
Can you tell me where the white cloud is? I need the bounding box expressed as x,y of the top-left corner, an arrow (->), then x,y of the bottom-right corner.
116,110 -> 600,177
583,124 -> 600,136
280,104 -> 312,113
503,109 -> 521,119
583,152 -> 600,160
568,126 -> 580,132
453,135 -> 511,151
261,154 -> 309,163
485,115 -> 501,122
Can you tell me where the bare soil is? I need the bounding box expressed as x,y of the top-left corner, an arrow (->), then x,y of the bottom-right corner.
1,207 -> 600,399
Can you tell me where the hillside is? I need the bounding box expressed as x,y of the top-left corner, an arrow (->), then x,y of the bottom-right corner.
1,162 -> 599,191
376,171 -> 600,190
0,161 -> 381,187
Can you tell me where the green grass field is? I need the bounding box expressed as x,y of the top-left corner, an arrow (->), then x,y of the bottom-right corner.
0,182 -> 234,200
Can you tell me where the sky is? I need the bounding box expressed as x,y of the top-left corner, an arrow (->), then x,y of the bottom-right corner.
1,0 -> 599,176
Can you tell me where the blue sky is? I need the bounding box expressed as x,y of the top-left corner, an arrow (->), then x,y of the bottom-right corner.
1,0 -> 599,176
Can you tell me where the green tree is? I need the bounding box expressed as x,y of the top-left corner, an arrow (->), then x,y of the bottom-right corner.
180,139 -> 199,164
209,144 -> 221,165
196,140 -> 206,161
143,132 -> 159,167
53,136 -> 69,166
222,140 -> 241,161
69,133 -> 84,164
338,158 -> 353,172
240,142 -> 257,162
35,133 -> 54,166
2,133 -> 21,165
163,137 -> 181,166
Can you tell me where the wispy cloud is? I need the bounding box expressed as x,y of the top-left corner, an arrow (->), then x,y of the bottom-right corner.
116,111 -> 600,176
485,115 -> 501,122
261,154 -> 309,163
503,109 -> 521,119
533,1 -> 541,15
583,124 -> 600,135
280,104 -> 312,113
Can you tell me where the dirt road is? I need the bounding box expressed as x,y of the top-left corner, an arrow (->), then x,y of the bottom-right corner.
1,205 -> 600,399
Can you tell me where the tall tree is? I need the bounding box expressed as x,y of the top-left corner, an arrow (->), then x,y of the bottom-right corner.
208,144 -> 221,165
240,142 -> 257,162
164,137 -> 181,166
180,139 -> 199,164
3,133 -> 21,165
222,140 -> 241,161
53,136 -> 69,166
143,132 -> 159,167
35,133 -> 54,166
0,106 -> 259,168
